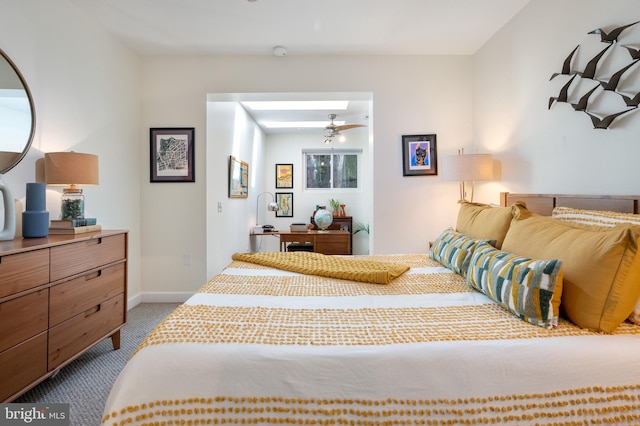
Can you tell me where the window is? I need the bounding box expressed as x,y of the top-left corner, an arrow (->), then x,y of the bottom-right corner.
304,149 -> 360,189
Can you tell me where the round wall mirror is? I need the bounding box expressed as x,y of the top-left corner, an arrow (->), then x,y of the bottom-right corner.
0,47 -> 35,174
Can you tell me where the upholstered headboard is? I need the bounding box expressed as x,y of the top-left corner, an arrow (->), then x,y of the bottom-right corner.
500,192 -> 640,216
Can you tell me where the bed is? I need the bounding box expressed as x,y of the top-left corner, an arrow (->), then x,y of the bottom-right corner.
102,193 -> 640,425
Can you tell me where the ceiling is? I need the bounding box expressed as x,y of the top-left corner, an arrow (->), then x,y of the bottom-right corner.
70,0 -> 530,134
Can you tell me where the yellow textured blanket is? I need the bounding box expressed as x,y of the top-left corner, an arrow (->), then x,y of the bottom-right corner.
231,252 -> 410,284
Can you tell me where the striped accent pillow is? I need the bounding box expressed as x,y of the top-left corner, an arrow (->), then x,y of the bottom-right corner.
429,228 -> 491,277
552,206 -> 640,227
552,206 -> 640,326
467,242 -> 563,329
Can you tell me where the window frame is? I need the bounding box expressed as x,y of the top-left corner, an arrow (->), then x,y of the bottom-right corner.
302,148 -> 363,191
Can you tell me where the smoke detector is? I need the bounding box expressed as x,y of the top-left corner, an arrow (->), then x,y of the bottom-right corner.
273,46 -> 287,57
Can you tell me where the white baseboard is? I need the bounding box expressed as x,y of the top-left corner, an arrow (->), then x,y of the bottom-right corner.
127,292 -> 193,310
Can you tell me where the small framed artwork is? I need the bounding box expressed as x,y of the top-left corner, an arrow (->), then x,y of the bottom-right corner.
402,134 -> 437,176
275,163 -> 293,188
228,156 -> 249,198
150,127 -> 195,182
275,192 -> 293,217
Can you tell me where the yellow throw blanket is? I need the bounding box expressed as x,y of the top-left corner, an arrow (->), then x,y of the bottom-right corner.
231,252 -> 410,285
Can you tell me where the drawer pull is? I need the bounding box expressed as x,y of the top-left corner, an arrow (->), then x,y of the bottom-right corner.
84,304 -> 101,317
84,270 -> 102,281
85,238 -> 102,246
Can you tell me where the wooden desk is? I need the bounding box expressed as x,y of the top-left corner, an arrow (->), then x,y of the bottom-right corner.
263,230 -> 351,255
310,216 -> 353,254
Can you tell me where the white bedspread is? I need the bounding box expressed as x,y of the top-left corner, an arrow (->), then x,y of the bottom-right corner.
102,254 -> 640,425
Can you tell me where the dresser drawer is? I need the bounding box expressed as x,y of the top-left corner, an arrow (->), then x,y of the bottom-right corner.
0,249 -> 49,299
50,234 -> 126,281
49,262 -> 126,327
48,293 -> 125,370
0,332 -> 47,402
0,289 -> 48,352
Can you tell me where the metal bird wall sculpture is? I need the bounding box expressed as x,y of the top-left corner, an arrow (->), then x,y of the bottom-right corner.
621,92 -> 640,107
578,44 -> 612,79
550,45 -> 579,80
585,108 -> 637,129
549,20 -> 640,129
599,59 -> 640,91
549,74 -> 577,109
622,45 -> 640,59
588,21 -> 640,43
570,85 -> 600,111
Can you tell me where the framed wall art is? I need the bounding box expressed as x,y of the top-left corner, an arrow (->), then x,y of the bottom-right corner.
275,163 -> 293,188
275,192 -> 293,217
228,156 -> 249,198
402,134 -> 437,176
150,127 -> 195,182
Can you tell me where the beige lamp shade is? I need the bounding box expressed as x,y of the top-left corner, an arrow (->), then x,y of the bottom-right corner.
440,154 -> 493,182
441,153 -> 493,202
35,158 -> 45,183
44,152 -> 99,187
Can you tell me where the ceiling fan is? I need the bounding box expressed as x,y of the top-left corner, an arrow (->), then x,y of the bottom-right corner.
323,113 -> 367,144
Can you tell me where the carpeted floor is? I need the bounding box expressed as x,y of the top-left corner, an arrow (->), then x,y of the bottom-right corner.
14,303 -> 180,426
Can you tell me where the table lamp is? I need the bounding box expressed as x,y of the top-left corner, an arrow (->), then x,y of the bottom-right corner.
441,150 -> 493,202
44,152 -> 99,219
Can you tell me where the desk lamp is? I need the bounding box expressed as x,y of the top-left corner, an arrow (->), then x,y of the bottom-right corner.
44,152 -> 99,219
441,149 -> 493,202
255,191 -> 278,232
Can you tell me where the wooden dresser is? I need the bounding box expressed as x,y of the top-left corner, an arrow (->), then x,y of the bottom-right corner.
0,230 -> 128,402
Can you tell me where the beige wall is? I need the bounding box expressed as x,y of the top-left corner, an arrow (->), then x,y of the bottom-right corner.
473,0 -> 640,202
0,1 -> 143,303
141,54 -> 473,298
5,1 -> 639,302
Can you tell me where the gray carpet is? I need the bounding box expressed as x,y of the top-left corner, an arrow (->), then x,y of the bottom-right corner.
15,303 -> 180,426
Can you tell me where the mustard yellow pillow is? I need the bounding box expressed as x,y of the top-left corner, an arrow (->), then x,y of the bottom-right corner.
502,204 -> 640,332
455,201 -> 514,249
552,206 -> 640,325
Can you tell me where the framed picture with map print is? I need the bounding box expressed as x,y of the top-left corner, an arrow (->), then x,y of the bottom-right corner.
150,127 -> 195,182
228,156 -> 249,198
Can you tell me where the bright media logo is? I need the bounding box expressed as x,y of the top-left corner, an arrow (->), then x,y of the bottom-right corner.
0,404 -> 69,425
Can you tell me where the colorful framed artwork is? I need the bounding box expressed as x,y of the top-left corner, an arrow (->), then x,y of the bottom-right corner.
402,134 -> 437,176
275,192 -> 293,217
150,127 -> 195,182
228,156 -> 249,198
275,163 -> 293,188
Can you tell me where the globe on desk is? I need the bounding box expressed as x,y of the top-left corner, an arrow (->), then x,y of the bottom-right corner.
314,208 -> 333,232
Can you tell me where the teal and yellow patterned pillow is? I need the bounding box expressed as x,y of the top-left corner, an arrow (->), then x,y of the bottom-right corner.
467,242 -> 563,329
429,228 -> 491,277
